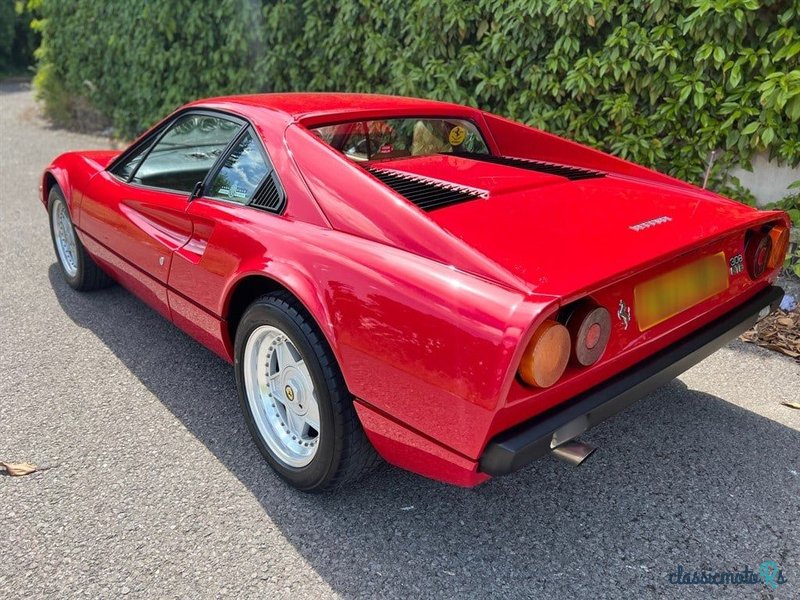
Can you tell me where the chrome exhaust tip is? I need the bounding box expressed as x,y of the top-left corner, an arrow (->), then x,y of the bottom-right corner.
551,440 -> 596,466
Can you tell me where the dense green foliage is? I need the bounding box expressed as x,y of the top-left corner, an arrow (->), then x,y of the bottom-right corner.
33,0 -> 263,130
33,0 -> 800,193
0,0 -> 38,74
763,180 -> 800,273
0,2 -> 14,69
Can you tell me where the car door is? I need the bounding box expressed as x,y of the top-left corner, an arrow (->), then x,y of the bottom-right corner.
167,126 -> 286,355
80,111 -> 245,314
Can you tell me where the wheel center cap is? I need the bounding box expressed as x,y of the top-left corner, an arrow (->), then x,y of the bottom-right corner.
284,384 -> 295,402
283,378 -> 308,416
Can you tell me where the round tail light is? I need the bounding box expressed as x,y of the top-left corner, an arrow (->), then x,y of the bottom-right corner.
767,225 -> 789,269
518,319 -> 570,388
566,303 -> 611,366
745,231 -> 772,279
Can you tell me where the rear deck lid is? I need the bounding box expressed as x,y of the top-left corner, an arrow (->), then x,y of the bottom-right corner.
368,154 -> 767,295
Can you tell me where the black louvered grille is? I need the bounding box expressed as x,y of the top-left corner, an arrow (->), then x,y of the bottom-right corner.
365,167 -> 487,211
455,152 -> 605,180
249,173 -> 284,212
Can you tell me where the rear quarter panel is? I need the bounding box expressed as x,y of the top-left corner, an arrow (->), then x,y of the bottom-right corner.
171,198 -> 554,458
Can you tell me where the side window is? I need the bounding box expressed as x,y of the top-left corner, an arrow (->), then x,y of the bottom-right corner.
208,129 -> 271,203
131,113 -> 242,193
112,136 -> 157,181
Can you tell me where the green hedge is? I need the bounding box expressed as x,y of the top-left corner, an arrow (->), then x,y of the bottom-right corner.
34,0 -> 800,194
0,0 -> 38,74
33,0 -> 263,130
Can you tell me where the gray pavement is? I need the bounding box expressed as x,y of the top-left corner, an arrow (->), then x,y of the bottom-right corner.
1,81 -> 799,599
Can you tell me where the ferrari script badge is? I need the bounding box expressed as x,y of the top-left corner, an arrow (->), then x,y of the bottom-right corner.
617,299 -> 631,330
629,216 -> 672,232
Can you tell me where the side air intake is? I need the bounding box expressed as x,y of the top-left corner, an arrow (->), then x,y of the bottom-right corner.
456,152 -> 605,181
366,167 -> 487,211
249,172 -> 285,213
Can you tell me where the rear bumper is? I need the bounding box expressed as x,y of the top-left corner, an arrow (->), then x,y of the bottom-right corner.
479,285 -> 784,476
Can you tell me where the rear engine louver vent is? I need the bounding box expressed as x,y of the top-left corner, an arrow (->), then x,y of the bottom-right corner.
457,152 -> 605,181
365,167 -> 487,211
250,173 -> 285,212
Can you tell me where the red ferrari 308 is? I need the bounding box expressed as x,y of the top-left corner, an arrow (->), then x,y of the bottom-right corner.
42,93 -> 789,491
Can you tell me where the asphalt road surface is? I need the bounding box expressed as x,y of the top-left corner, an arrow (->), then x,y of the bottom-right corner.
1,82 -> 799,599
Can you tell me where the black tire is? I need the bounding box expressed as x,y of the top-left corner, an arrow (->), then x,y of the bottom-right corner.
48,187 -> 113,291
234,292 -> 380,492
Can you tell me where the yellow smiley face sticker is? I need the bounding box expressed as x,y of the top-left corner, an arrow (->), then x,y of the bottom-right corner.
448,126 -> 466,146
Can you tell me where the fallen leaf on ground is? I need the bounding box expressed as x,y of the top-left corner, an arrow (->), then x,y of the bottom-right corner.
0,461 -> 38,476
740,307 -> 800,362
781,402 -> 800,410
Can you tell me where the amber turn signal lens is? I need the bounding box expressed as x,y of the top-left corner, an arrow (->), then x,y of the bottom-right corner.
745,231 -> 772,279
767,225 -> 789,270
566,304 -> 611,366
518,319 -> 571,388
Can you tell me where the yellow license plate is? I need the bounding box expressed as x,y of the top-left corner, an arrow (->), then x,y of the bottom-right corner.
634,252 -> 729,331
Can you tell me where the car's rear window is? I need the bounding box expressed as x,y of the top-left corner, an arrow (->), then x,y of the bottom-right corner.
309,118 -> 490,162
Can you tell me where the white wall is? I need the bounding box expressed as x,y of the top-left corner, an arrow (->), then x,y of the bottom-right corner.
729,153 -> 800,206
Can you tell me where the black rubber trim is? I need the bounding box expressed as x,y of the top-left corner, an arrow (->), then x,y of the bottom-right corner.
479,285 -> 784,476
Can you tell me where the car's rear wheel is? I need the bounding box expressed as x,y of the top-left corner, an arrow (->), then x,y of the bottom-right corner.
234,292 -> 380,492
48,187 -> 113,291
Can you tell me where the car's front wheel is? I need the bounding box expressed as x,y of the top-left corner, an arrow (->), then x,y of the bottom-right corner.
48,187 -> 113,291
234,292 -> 379,492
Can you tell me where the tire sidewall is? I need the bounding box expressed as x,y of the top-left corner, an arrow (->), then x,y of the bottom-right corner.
48,189 -> 85,289
234,299 -> 339,491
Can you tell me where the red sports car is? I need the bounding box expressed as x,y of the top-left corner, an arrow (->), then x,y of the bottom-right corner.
42,93 -> 789,492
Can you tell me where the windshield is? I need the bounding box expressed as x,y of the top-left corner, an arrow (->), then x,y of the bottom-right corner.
309,118 -> 490,162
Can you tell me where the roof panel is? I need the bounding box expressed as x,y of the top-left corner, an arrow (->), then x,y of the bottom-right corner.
187,93 -> 480,124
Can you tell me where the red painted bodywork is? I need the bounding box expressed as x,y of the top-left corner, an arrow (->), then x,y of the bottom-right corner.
41,93 -> 790,486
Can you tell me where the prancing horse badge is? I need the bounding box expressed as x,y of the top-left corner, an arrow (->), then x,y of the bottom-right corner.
617,299 -> 631,330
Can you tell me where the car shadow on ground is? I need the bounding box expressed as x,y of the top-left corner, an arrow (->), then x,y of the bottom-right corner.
49,265 -> 799,598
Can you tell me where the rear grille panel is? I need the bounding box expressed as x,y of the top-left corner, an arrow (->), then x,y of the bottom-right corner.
455,152 -> 605,181
365,167 -> 487,211
249,172 -> 285,213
